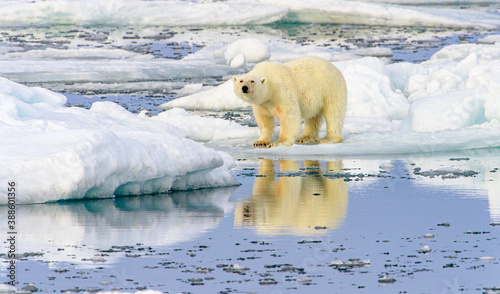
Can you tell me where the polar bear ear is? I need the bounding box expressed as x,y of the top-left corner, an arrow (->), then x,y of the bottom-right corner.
232,76 -> 238,83
261,78 -> 267,84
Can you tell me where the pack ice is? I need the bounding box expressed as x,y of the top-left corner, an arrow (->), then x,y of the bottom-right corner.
161,42 -> 500,156
0,77 -> 239,204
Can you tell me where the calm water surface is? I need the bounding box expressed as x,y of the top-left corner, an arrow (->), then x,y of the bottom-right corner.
2,151 -> 499,293
1,8 -> 500,292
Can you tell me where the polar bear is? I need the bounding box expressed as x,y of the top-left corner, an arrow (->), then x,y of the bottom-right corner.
232,56 -> 347,148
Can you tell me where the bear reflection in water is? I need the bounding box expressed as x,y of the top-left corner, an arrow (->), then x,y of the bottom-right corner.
235,159 -> 348,236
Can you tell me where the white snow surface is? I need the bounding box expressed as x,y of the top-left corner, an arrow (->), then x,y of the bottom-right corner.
0,0 -> 498,29
161,79 -> 250,110
161,43 -> 500,156
0,77 -> 239,204
250,0 -> 500,29
478,34 -> 500,45
0,0 -> 287,27
153,108 -> 259,143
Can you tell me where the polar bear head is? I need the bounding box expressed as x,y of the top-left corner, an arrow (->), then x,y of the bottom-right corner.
232,74 -> 268,105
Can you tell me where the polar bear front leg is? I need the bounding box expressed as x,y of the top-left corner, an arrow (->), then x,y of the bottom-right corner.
252,104 -> 275,148
295,113 -> 321,144
270,106 -> 301,148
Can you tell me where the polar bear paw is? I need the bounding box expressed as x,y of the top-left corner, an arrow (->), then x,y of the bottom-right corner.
253,139 -> 271,148
269,140 -> 294,148
295,135 -> 317,144
316,136 -> 343,144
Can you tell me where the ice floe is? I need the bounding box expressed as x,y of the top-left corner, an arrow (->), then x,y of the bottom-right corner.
162,42 -> 500,156
256,0 -> 500,29
0,0 -> 497,29
0,0 -> 287,27
0,77 -> 239,204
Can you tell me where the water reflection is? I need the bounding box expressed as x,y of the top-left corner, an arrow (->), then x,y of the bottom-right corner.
404,152 -> 500,223
0,187 -> 236,265
235,159 -> 348,236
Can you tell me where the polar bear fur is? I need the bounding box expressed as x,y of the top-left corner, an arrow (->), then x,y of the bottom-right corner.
232,56 -> 347,148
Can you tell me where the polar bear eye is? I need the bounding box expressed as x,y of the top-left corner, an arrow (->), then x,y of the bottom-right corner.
250,80 -> 255,84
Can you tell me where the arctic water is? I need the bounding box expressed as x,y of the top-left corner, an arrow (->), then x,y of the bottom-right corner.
1,0 -> 500,293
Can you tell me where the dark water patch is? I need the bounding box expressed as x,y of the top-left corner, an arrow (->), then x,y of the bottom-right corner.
119,41 -> 204,59
63,93 -> 173,115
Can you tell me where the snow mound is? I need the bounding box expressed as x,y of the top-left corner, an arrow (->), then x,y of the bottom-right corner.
336,57 -> 410,120
154,108 -> 259,143
225,38 -> 271,68
160,79 -> 250,110
0,77 -> 239,204
405,89 -> 486,132
400,44 -> 500,132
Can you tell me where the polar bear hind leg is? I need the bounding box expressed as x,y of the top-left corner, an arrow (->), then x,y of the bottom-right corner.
295,113 -> 322,144
316,102 -> 344,144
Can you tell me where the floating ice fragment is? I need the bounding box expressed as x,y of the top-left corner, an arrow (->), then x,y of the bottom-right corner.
379,163 -> 394,171
89,256 -> 107,263
378,276 -> 396,284
423,233 -> 435,239
330,258 -> 370,271
414,168 -> 479,179
416,245 -> 432,254
259,278 -> 278,285
196,267 -> 214,274
478,256 -> 496,262
188,277 -> 204,283
223,264 -> 250,274
280,265 -> 297,272
21,284 -> 38,292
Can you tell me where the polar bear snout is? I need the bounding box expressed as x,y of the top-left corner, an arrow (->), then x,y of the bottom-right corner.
233,75 -> 261,96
